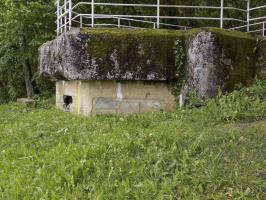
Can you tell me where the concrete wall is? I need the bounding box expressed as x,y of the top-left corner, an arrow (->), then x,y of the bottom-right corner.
56,81 -> 176,116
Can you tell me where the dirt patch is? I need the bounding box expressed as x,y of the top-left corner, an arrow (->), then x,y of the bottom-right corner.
235,118 -> 266,130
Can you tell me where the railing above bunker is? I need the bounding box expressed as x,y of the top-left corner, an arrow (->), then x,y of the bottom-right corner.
56,0 -> 266,37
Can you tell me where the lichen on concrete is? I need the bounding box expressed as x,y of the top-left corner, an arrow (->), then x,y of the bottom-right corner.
186,31 -> 218,99
39,27 -> 261,102
39,28 -> 182,81
184,28 -> 257,99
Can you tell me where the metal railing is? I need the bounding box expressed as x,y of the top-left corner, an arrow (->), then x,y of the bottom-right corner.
56,0 -> 266,37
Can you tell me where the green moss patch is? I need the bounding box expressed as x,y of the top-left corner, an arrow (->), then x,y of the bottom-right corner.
79,27 -> 261,94
215,30 -> 257,91
81,28 -> 184,80
185,27 -> 255,40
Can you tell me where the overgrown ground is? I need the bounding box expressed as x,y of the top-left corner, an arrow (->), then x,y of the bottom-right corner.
0,80 -> 266,199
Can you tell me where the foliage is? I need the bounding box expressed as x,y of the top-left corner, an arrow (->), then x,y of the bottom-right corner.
193,79 -> 265,122
0,79 -> 265,199
173,39 -> 185,77
172,39 -> 186,99
82,28 -> 182,80
0,0 -> 55,102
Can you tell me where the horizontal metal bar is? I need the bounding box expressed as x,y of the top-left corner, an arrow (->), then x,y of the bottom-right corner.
72,2 -> 246,12
230,25 -> 248,30
249,5 -> 266,11
248,29 -> 264,33
57,24 -> 70,30
72,19 -> 144,29
72,14 -> 189,29
58,10 -> 70,19
96,24 -> 144,29
249,21 -> 266,27
76,13 -> 246,23
231,21 -> 266,30
249,16 -> 266,22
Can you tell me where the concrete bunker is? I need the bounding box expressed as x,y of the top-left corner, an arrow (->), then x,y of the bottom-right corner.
39,28 -> 263,116
56,80 -> 175,116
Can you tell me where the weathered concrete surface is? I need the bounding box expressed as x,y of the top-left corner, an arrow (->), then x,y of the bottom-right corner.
186,32 -> 218,99
39,29 -> 180,81
95,98 -> 161,115
56,80 -> 176,116
39,28 -> 262,114
185,29 -> 257,99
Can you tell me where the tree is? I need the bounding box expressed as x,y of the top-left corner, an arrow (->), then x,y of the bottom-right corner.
0,0 -> 55,100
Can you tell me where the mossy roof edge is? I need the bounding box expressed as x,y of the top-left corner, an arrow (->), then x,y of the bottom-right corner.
80,27 -> 256,41
185,27 -> 256,41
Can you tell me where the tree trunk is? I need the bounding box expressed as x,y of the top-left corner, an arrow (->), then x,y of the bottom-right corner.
22,58 -> 35,98
20,33 -> 36,98
15,0 -> 36,98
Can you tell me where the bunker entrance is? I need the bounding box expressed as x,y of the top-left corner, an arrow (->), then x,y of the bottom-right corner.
63,95 -> 73,112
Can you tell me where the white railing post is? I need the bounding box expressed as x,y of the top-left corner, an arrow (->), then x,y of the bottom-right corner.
64,0 -> 67,32
247,0 -> 250,32
69,0 -> 72,30
60,7 -> 63,34
56,0 -> 60,35
220,0 -> 224,29
80,16 -> 83,28
91,0 -> 95,28
157,0 -> 160,28
118,18 -> 121,28
263,22 -> 265,37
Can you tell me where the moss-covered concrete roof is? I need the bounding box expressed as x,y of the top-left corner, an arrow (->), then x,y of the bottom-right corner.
39,28 -> 261,87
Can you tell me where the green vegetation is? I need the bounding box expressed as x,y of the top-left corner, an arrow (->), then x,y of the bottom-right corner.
0,0 -> 55,102
185,27 -> 256,40
0,1 -> 265,199
0,79 -> 265,199
173,39 -> 185,96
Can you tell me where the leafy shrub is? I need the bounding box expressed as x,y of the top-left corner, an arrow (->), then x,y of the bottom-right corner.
180,78 -> 266,126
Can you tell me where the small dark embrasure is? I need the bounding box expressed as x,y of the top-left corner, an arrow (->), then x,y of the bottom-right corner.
63,95 -> 73,112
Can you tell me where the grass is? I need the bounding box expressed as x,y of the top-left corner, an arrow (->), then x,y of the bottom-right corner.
0,80 -> 266,199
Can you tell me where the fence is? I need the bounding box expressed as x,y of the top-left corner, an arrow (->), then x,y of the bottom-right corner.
56,0 -> 266,37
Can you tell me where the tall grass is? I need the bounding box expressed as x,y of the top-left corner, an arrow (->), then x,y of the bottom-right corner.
0,79 -> 265,199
